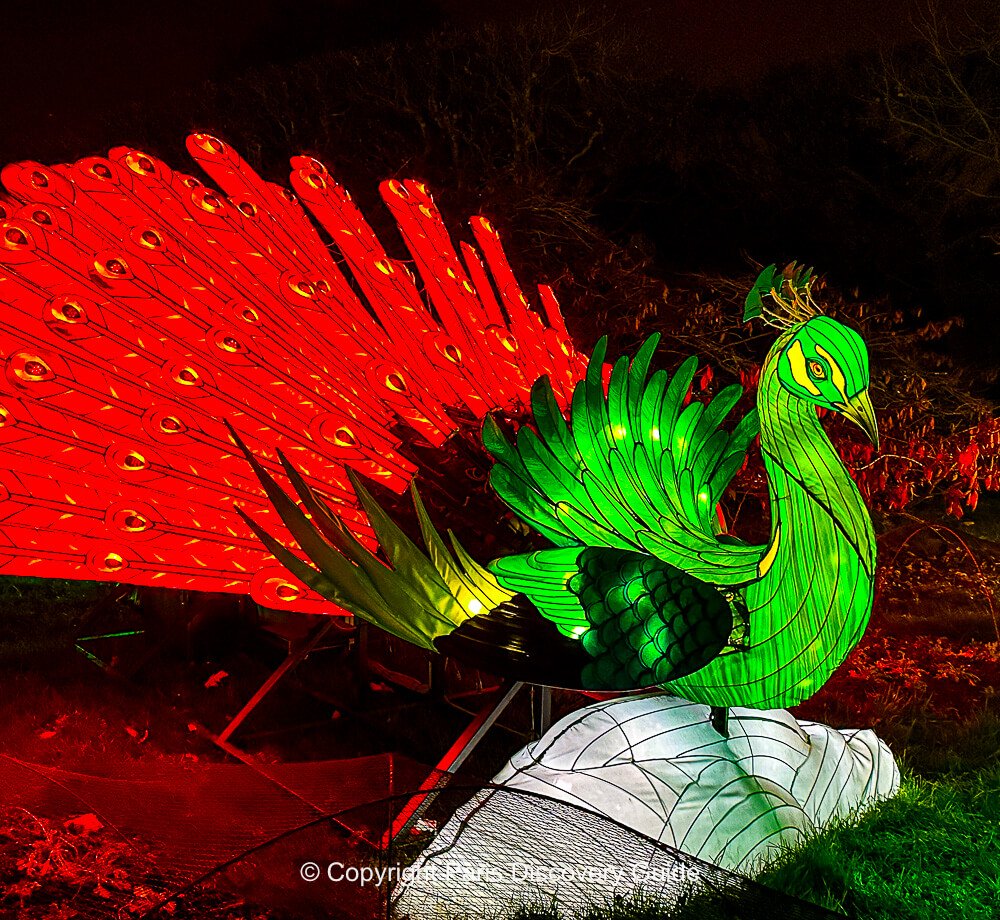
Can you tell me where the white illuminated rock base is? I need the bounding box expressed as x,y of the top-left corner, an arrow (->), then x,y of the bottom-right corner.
395,694 -> 899,919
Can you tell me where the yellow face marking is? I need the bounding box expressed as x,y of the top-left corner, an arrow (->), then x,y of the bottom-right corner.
786,340 -> 821,396
758,524 -> 781,578
815,344 -> 848,403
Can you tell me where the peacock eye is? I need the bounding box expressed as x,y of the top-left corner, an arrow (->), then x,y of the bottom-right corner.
808,359 -> 826,380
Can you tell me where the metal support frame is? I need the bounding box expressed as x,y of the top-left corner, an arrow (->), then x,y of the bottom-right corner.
532,685 -> 553,737
381,680 -> 526,847
200,712 -> 386,848
74,587 -> 354,750
74,586 -> 560,855
213,616 -> 345,745
353,622 -> 438,705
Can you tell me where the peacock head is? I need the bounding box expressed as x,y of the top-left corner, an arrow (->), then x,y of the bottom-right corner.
776,316 -> 878,448
745,264 -> 878,448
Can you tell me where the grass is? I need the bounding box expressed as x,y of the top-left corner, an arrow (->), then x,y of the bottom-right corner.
759,717 -> 1000,919
507,889 -> 768,920
451,879 -> 820,920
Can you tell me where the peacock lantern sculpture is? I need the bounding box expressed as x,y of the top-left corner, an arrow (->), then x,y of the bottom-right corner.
0,137 -> 876,722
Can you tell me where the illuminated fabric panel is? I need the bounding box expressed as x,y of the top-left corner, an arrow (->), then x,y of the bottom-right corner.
396,694 -> 899,918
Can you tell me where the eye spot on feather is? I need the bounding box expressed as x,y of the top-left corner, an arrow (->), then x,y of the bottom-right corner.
173,366 -> 201,386
332,427 -> 356,447
159,415 -> 184,434
194,134 -> 225,155
4,227 -> 30,248
277,584 -> 298,601
120,451 -> 148,471
385,372 -> 407,393
125,152 -> 156,176
193,190 -> 224,214
116,509 -> 151,532
139,229 -> 164,249
18,356 -> 53,381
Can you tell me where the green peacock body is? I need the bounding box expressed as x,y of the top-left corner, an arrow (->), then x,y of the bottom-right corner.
238,266 -> 878,711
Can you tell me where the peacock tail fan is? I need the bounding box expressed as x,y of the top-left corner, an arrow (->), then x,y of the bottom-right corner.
0,135 -> 586,614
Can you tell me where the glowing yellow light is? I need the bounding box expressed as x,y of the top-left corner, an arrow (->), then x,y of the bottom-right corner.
468,598 -> 483,615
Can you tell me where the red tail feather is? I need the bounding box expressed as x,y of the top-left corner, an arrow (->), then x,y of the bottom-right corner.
0,135 -> 585,613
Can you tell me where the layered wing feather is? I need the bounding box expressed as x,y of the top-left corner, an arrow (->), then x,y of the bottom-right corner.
485,335 -> 765,588
230,423 -> 513,649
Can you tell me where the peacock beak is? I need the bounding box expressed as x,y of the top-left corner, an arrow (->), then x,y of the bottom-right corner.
839,389 -> 879,449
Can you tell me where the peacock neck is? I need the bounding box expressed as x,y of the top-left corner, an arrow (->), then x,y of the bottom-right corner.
756,330 -> 876,581
731,328 -> 877,703
657,328 -> 878,708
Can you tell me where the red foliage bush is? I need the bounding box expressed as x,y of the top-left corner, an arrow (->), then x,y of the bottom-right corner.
836,626 -> 1000,715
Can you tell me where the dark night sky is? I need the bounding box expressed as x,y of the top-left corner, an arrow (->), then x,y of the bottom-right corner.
0,0 -> 973,161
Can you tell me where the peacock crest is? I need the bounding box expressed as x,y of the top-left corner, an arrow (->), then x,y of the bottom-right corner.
744,262 -> 821,328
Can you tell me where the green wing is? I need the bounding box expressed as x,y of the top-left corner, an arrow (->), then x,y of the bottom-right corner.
484,335 -> 766,589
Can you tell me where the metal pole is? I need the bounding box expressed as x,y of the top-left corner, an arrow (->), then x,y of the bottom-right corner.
381,681 -> 525,847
